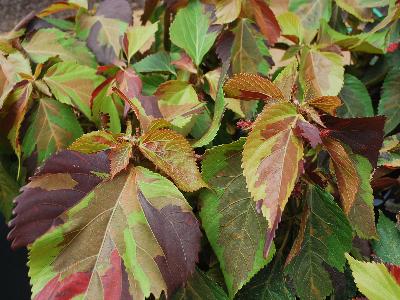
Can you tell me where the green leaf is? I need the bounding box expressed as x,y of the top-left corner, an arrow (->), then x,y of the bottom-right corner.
92,80 -> 122,133
193,61 -> 229,148
285,185 -> 353,300
335,0 -> 373,22
68,130 -> 121,154
126,22 -> 158,62
23,28 -> 96,67
133,52 -> 176,75
22,98 -> 83,164
200,139 -> 275,297
172,268 -> 229,300
139,127 -> 206,192
337,74 -> 374,118
372,212 -> 400,265
170,0 -> 218,66
276,12 -> 304,43
235,262 -> 294,300
0,161 -> 19,221
43,61 -> 103,120
379,67 -> 400,134
28,165 -> 201,299
346,254 -> 400,300
242,102 -> 304,256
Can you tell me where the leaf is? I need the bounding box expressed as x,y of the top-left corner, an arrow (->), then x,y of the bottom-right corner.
23,28 -> 96,67
68,130 -> 121,154
378,133 -> 400,168
139,128 -> 206,192
28,165 -> 201,299
0,52 -> 31,108
7,150 -> 110,248
295,119 -> 322,148
193,61 -> 229,148
289,0 -> 332,30
379,67 -> 400,134
133,52 -> 176,75
299,48 -> 344,97
235,263 -> 294,300
242,102 -> 304,256
335,0 -> 373,22
372,212 -> 400,265
321,115 -> 385,167
155,80 -> 203,128
276,12 -> 304,43
250,0 -> 281,45
224,73 -> 284,101
320,21 -> 389,54
214,0 -> 242,24
322,137 -> 377,238
337,74 -> 374,118
231,19 -> 269,74
125,22 -> 158,62
273,60 -> 298,101
0,81 -> 33,163
92,80 -> 122,133
346,254 -> 400,300
170,0 -> 218,66
0,161 -> 19,221
285,185 -> 353,300
172,268 -> 229,300
22,98 -> 83,164
307,96 -> 342,115
43,61 -> 103,120
200,140 -> 275,297
86,0 -> 131,65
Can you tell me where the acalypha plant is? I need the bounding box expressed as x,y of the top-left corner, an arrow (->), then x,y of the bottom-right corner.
1,0 -> 400,299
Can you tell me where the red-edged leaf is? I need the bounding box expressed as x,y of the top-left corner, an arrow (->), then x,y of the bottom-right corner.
7,150 -> 110,248
224,73 -> 285,101
139,128 -> 206,192
250,0 -> 281,45
321,115 -> 386,167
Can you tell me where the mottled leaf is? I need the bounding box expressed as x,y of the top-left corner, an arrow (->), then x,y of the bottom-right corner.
68,130 -> 121,154
322,137 -> 377,238
346,254 -> 400,300
23,28 -> 96,67
139,128 -> 206,192
372,212 -> 400,265
7,150 -> 110,248
22,98 -> 83,164
224,73 -> 284,101
276,12 -> 304,43
155,80 -> 203,129
379,67 -> 400,134
273,60 -> 298,101
200,140 -> 274,297
335,0 -> 373,22
231,19 -> 269,74
170,0 -> 218,66
337,74 -> 374,118
299,48 -> 344,97
43,61 -> 103,120
28,166 -> 201,299
242,102 -> 304,256
289,0 -> 331,31
295,119 -> 322,148
286,185 -> 353,300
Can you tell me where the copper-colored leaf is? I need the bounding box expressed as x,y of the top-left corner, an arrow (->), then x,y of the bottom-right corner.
224,73 -> 285,101
250,0 -> 281,45
307,96 -> 342,115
